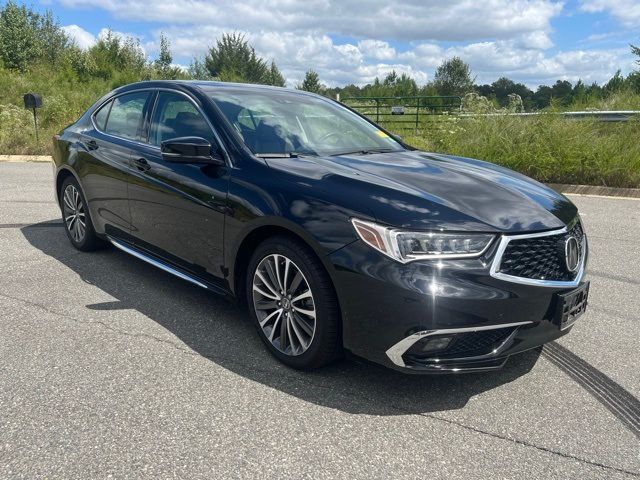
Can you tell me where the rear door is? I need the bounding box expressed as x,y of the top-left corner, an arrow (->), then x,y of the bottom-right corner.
77,90 -> 152,239
127,90 -> 230,286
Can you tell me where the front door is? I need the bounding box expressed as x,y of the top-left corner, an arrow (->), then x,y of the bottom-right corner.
127,90 -> 230,285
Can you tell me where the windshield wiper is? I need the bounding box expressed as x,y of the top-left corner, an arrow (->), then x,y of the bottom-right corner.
255,152 -> 299,158
329,148 -> 400,157
255,152 -> 319,159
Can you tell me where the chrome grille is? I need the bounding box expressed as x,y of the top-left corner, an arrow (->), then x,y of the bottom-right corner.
491,218 -> 586,286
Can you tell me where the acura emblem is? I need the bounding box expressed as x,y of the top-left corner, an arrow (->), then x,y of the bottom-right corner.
565,236 -> 580,272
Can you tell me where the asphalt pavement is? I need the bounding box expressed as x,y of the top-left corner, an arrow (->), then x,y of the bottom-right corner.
1,162 -> 638,479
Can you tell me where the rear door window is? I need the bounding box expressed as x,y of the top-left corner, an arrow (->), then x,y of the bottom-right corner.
104,91 -> 150,140
93,100 -> 112,131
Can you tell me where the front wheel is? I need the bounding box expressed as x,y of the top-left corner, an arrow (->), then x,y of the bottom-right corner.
246,236 -> 341,370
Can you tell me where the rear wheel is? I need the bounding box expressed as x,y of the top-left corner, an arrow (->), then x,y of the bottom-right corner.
246,235 -> 341,369
60,176 -> 102,251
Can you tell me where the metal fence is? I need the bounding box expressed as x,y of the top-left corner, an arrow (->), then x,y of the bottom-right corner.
340,96 -> 462,129
340,95 -> 639,130
464,111 -> 640,122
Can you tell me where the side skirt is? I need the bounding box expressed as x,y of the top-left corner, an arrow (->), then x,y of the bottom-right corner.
107,236 -> 230,296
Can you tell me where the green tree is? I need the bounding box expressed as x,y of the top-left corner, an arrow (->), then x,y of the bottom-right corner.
298,69 -> 323,94
603,70 -> 625,95
533,85 -> 553,109
490,77 -> 534,109
625,71 -> 640,93
265,60 -> 286,87
433,57 -> 474,96
475,84 -> 494,100
632,43 -> 640,67
550,80 -> 573,105
38,10 -> 69,65
188,58 -> 213,80
0,2 -> 69,71
585,82 -> 603,98
0,0 -> 40,70
570,79 -> 587,105
155,33 -> 172,71
152,33 -> 183,80
204,33 -> 275,84
86,30 -> 146,83
382,70 -> 417,96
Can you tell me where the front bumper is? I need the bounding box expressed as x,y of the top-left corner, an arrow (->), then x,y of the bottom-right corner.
328,238 -> 587,373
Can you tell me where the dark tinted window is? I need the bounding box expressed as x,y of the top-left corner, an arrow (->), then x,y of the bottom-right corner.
93,100 -> 111,131
104,91 -> 149,140
207,88 -> 403,156
150,92 -> 214,146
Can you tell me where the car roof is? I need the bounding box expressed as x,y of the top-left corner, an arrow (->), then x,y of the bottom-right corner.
114,80 -> 317,97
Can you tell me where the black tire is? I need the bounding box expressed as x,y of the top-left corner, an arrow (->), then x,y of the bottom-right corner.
246,235 -> 341,370
59,176 -> 103,252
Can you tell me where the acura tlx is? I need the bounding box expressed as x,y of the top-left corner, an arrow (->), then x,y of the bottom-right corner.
52,80 -> 589,373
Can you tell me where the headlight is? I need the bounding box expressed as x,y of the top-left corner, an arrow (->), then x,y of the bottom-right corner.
351,219 -> 495,263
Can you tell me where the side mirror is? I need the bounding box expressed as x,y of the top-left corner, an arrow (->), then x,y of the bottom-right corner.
391,133 -> 402,141
161,136 -> 224,165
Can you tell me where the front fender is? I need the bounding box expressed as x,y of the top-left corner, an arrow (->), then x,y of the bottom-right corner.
223,162 -> 375,295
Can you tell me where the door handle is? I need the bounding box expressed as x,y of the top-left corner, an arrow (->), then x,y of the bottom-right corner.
86,140 -> 98,151
133,157 -> 151,172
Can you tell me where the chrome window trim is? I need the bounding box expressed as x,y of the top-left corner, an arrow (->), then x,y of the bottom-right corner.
385,321 -> 533,368
90,87 -> 231,165
89,88 -> 156,148
149,88 -> 230,164
489,225 -> 587,288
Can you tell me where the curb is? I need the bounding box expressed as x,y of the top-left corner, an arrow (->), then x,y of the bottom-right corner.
0,155 -> 52,163
548,183 -> 640,199
2,155 -> 639,198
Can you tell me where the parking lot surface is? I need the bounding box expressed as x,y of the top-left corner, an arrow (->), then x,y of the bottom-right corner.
1,162 -> 638,479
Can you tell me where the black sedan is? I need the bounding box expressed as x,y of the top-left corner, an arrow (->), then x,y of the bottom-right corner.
52,80 -> 589,373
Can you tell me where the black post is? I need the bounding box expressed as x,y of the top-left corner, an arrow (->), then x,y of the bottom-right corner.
32,107 -> 39,143
24,93 -> 42,144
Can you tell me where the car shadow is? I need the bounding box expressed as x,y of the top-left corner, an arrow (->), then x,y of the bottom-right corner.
22,220 -> 542,416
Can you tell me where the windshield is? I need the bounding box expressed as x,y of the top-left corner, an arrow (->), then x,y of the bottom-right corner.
206,88 -> 404,157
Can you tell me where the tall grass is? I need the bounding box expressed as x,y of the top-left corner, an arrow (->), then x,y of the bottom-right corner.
0,67 -> 112,154
401,113 -> 640,188
1,66 -> 639,188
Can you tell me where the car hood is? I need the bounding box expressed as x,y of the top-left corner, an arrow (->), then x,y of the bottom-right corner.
267,150 -> 577,233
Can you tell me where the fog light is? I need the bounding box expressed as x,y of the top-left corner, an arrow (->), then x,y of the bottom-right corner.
420,336 -> 453,353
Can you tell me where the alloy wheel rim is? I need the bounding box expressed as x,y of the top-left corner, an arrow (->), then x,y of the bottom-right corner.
62,185 -> 86,243
252,254 -> 316,356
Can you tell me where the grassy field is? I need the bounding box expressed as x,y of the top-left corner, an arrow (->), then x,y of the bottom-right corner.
0,67 -> 113,155
1,68 -> 639,188
401,113 -> 640,188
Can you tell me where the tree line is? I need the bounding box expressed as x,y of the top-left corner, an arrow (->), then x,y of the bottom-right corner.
1,0 -> 639,112
0,1 -> 287,88
318,56 -> 640,111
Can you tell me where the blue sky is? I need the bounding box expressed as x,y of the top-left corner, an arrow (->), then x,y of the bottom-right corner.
22,0 -> 640,88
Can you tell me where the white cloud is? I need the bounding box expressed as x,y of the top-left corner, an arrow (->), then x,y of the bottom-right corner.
97,28 -> 144,44
520,48 -> 635,85
515,31 -> 554,50
151,27 -> 425,87
59,0 -> 563,41
62,24 -> 147,52
579,0 -> 640,28
357,40 -> 396,61
57,0 -> 635,88
62,24 -> 96,49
